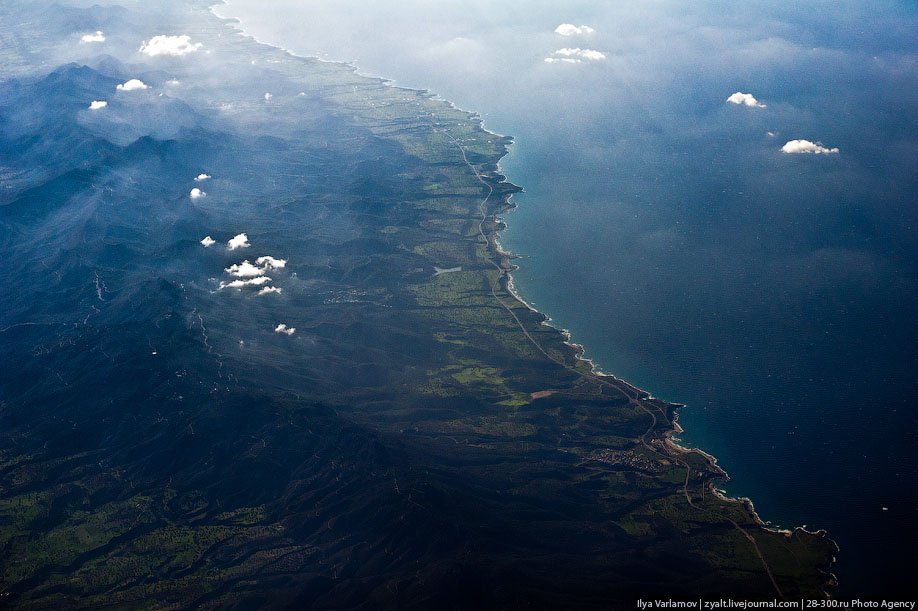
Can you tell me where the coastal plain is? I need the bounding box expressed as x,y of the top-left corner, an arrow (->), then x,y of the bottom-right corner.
0,0 -> 836,607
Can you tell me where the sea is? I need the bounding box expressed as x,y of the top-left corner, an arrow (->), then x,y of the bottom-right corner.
212,0 -> 918,596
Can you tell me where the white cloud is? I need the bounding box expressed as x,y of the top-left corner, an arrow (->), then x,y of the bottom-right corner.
546,48 -> 606,63
274,323 -> 295,335
219,276 -> 272,290
726,91 -> 766,108
139,35 -> 202,57
200,236 -> 216,247
166,79 -> 181,86
225,256 -> 287,278
225,260 -> 266,277
781,139 -> 839,154
556,48 -> 606,60
190,188 -> 206,199
81,31 -> 105,43
258,286 -> 283,296
255,256 -> 287,270
116,79 -> 149,92
264,92 -> 273,101
88,100 -> 107,110
555,24 -> 595,36
227,233 -> 250,250
194,173 -> 211,181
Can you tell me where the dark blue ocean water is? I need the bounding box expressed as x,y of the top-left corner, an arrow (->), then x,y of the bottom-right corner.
215,0 -> 918,595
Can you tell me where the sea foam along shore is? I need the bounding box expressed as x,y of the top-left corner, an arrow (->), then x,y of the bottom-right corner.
208,0 -> 836,589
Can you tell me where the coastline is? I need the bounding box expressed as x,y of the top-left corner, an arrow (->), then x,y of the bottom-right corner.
207,1 -> 837,594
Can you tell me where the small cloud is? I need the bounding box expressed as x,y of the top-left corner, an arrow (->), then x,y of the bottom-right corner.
226,256 -> 287,277
258,286 -> 283,296
726,91 -> 766,108
219,276 -> 272,290
139,35 -> 202,57
264,92 -> 273,101
81,31 -> 105,43
781,139 -> 839,154
190,188 -> 206,199
555,24 -> 595,36
166,79 -> 181,86
274,323 -> 295,335
88,100 -> 107,110
116,79 -> 149,91
547,48 -> 606,63
200,236 -> 216,247
227,233 -> 250,250
544,57 -> 581,64
225,260 -> 266,277
194,173 -> 211,181
255,256 -> 287,270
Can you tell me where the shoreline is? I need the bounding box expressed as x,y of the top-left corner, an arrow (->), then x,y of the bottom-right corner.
207,1 -> 837,593
472,122 -> 836,571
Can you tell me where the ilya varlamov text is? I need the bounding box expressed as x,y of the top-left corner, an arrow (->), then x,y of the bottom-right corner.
636,602 -> 800,610
637,602 -> 916,610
